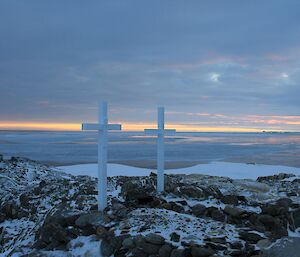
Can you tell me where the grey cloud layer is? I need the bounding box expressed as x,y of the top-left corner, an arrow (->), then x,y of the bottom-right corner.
0,0 -> 299,129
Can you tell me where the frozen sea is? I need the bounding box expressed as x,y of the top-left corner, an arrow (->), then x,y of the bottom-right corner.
0,131 -> 300,168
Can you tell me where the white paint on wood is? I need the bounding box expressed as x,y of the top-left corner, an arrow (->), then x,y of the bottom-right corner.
144,107 -> 176,192
82,102 -> 121,211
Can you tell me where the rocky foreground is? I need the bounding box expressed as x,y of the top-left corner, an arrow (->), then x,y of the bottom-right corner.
0,156 -> 300,257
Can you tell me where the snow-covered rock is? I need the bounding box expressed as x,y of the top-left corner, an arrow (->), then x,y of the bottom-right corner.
0,157 -> 300,257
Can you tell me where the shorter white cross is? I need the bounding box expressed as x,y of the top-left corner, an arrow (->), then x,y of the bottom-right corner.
82,102 -> 122,211
145,107 -> 176,192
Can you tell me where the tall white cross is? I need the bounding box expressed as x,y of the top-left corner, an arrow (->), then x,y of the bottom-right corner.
145,107 -> 176,192
82,102 -> 122,211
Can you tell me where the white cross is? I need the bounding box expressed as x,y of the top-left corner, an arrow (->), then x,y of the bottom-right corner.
82,102 -> 122,211
144,107 -> 176,192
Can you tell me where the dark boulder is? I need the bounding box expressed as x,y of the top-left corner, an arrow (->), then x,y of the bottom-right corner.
192,204 -> 206,217
101,234 -> 129,257
135,235 -> 161,255
239,231 -> 264,243
35,209 -> 85,250
1,202 -> 22,219
224,205 -> 247,218
291,208 -> 300,228
276,198 -> 293,209
191,246 -> 215,257
122,237 -> 135,249
210,209 -> 225,222
257,214 -> 278,228
159,244 -> 173,257
257,173 -> 295,182
179,185 -> 205,198
121,181 -> 155,204
170,248 -> 185,257
129,248 -> 148,257
145,233 -> 165,245
75,212 -> 103,228
170,232 -> 180,242
220,195 -> 239,205
261,203 -> 288,216
162,202 -> 185,213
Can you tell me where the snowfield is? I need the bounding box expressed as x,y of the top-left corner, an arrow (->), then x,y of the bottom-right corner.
58,161 -> 300,180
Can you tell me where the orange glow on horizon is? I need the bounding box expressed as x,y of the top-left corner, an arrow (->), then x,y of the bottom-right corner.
0,121 -> 283,132
0,122 -> 81,131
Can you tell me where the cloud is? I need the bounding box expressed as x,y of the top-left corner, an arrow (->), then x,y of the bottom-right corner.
208,72 -> 221,83
0,1 -> 300,131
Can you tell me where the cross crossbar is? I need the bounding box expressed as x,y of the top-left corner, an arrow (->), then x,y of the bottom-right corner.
82,123 -> 122,131
144,129 -> 176,135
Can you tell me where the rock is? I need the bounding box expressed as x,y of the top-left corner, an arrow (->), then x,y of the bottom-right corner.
136,239 -> 161,255
223,205 -> 246,218
75,212 -> 103,228
220,195 -> 239,205
129,248 -> 148,257
0,212 -> 5,223
170,248 -> 185,257
257,214 -> 278,228
110,202 -> 129,219
35,209 -> 85,249
135,235 -> 162,255
1,202 -> 19,219
122,237 -> 135,249
210,209 -> 225,222
145,233 -> 165,245
19,193 -> 30,208
191,246 -> 215,257
205,241 -> 226,251
159,244 -> 173,257
224,249 -> 245,256
287,191 -> 298,197
205,237 -> 227,245
233,180 -> 270,192
121,181 -> 155,202
170,232 -> 180,242
256,214 -> 288,239
179,185 -> 205,198
0,154 -> 3,162
137,195 -> 158,206
204,238 -> 227,251
262,237 -> 300,257
96,226 -> 108,238
10,156 -> 18,162
35,222 -> 72,249
257,239 -> 272,249
177,200 -> 188,206
276,198 -> 292,208
192,204 -> 206,217
229,241 -> 243,249
291,208 -> 300,228
201,185 -> 222,198
101,235 -> 128,257
261,203 -> 288,216
239,231 -> 264,243
165,176 -> 180,193
257,173 -> 295,182
162,202 -> 185,213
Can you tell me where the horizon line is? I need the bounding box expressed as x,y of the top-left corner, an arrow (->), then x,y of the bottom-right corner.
0,122 -> 298,133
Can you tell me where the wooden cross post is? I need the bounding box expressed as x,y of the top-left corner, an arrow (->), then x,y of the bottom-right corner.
82,102 -> 121,211
145,107 -> 176,192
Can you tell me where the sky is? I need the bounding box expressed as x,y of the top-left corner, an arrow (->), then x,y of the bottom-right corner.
0,0 -> 300,131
